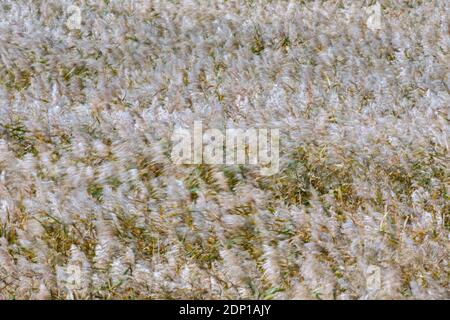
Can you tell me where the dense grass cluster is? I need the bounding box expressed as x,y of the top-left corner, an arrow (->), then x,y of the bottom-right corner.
0,0 -> 448,299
